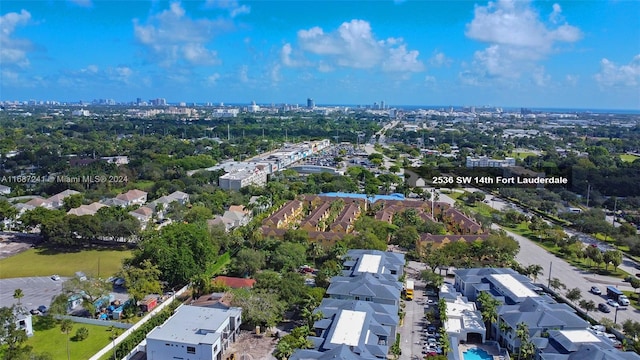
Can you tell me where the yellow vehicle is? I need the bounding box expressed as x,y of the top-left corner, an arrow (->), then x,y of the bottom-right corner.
405,280 -> 414,300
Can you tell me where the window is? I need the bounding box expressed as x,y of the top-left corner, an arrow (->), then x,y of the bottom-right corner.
187,346 -> 196,354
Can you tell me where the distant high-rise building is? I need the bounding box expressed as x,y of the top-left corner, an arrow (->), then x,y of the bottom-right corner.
150,98 -> 167,106
307,98 -> 314,109
136,98 -> 142,105
380,100 -> 385,110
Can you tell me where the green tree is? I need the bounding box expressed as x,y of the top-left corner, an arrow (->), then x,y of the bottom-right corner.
0,306 -> 31,359
477,291 -> 500,340
549,277 -> 566,292
271,242 -> 307,272
60,319 -> 74,360
232,248 -> 266,277
420,270 -> 444,289
515,322 -> 530,360
565,287 -> 582,304
183,205 -> 213,224
579,299 -> 597,314
131,222 -> 219,286
622,320 -> 640,341
74,327 -> 89,341
13,288 -> 24,307
229,288 -> 285,328
525,264 -> 544,283
61,277 -> 112,316
392,225 -> 419,250
630,277 -> 640,295
119,259 -> 163,304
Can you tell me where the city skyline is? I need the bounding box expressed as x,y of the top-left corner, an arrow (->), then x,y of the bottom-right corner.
1,0 -> 639,110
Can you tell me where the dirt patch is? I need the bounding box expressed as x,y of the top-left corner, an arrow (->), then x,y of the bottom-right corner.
0,233 -> 41,260
225,331 -> 278,360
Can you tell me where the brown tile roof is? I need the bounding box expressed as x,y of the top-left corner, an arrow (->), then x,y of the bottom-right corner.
116,189 -> 147,202
213,276 -> 256,289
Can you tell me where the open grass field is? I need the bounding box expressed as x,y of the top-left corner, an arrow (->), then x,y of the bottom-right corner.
27,317 -> 115,360
509,151 -> 539,159
0,248 -> 132,279
620,154 -> 639,162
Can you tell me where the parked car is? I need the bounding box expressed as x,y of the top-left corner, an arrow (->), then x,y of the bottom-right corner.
37,305 -> 47,314
598,303 -> 611,313
607,299 -> 620,308
30,309 -> 41,315
51,274 -> 60,281
618,295 -> 630,306
590,286 -> 601,295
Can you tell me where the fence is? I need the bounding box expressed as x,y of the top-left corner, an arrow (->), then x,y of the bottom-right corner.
57,315 -> 132,330
88,284 -> 189,360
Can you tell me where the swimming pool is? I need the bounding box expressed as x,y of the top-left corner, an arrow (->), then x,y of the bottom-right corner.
463,347 -> 493,360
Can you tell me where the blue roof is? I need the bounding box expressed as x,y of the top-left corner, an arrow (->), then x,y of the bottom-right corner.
319,192 -> 405,203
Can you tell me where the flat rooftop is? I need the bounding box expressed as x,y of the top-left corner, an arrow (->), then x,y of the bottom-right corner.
560,329 -> 602,343
329,309 -> 366,346
490,273 -> 539,299
356,254 -> 382,274
147,305 -> 240,344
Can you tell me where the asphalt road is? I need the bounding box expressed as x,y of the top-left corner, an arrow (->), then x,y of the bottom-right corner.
434,186 -> 640,325
400,260 -> 431,360
503,226 -> 640,325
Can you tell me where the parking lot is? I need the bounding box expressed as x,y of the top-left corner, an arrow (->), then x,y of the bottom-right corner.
0,276 -> 130,316
0,276 -> 67,311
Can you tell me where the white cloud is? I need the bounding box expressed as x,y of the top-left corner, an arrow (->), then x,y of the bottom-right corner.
429,51 -> 452,67
594,55 -> 640,87
531,67 -> 550,86
206,73 -> 220,85
464,0 -> 581,84
205,0 -> 250,17
239,65 -> 249,83
67,0 -> 92,7
0,9 -> 33,68
284,19 -> 424,73
565,74 -> 579,86
133,2 -> 232,67
58,65 -> 134,88
270,64 -> 281,83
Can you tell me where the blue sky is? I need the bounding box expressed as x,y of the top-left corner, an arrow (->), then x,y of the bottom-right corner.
1,0 -> 639,109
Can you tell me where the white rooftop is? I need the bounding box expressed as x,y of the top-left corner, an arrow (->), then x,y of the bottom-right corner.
356,254 -> 382,274
560,329 -> 602,343
330,309 -> 366,346
490,273 -> 540,299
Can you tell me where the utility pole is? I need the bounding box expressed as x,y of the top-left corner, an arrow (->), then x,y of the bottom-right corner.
547,261 -> 553,289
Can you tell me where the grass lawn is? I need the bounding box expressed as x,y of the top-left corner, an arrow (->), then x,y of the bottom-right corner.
28,317 -> 115,360
620,154 -> 639,163
0,248 -> 132,279
509,151 -> 539,159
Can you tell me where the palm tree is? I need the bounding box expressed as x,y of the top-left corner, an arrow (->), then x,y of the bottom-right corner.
548,277 -> 566,292
526,264 -> 544,283
13,288 -> 24,306
477,291 -> 500,340
516,322 -> 530,360
499,319 -> 511,347
60,319 -> 74,360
